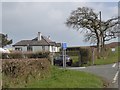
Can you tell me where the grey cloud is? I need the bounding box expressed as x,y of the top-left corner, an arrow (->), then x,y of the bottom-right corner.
2,2 -> 118,46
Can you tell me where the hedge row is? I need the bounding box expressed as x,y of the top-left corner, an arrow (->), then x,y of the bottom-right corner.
79,48 -> 92,65
66,51 -> 79,56
2,58 -> 50,88
65,48 -> 93,66
1,51 -> 50,59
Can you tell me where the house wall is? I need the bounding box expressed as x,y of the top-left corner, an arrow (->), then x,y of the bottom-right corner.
32,46 -> 42,52
13,46 -> 61,52
56,47 -> 61,52
49,46 -> 56,52
49,46 -> 60,52
13,46 -> 27,51
32,46 -> 49,52
49,46 -> 52,52
55,47 -> 58,52
45,46 -> 49,51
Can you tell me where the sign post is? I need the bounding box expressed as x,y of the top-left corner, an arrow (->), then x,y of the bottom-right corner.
62,43 -> 67,68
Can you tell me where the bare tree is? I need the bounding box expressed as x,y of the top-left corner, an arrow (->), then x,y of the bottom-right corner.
66,7 -> 101,56
65,7 -> 119,57
101,17 -> 119,48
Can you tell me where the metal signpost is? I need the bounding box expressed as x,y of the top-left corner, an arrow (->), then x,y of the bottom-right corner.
62,43 -> 67,68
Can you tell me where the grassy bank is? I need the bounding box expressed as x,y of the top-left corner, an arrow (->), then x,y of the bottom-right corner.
3,66 -> 104,88
94,47 -> 118,65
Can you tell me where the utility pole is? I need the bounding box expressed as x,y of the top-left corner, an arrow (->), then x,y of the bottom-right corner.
99,11 -> 102,55
99,11 -> 104,57
92,47 -> 95,65
118,2 -> 120,89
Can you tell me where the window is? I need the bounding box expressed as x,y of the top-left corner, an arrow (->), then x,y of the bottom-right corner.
42,46 -> 45,51
15,48 -> 22,51
27,46 -> 32,51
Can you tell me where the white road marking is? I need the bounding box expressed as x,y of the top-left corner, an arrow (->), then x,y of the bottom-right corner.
112,71 -> 119,83
67,67 -> 86,69
112,63 -> 116,68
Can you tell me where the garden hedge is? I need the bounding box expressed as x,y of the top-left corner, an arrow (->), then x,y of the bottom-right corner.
2,58 -> 50,88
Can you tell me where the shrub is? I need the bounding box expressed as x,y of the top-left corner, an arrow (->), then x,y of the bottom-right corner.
79,48 -> 92,66
24,52 -> 50,58
8,52 -> 24,59
1,53 -> 9,59
2,51 -> 50,59
66,51 -> 79,56
2,58 -> 50,88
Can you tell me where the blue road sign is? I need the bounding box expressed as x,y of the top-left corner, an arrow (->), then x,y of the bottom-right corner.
62,43 -> 67,50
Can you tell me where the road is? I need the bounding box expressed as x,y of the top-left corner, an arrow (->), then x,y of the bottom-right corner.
67,63 -> 120,88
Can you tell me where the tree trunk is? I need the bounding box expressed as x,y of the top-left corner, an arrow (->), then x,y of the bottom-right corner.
97,37 -> 101,59
100,32 -> 105,58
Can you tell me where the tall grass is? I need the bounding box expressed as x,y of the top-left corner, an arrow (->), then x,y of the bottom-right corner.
94,47 -> 119,65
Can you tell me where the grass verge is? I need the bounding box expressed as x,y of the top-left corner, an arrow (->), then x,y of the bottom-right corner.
94,47 -> 118,65
12,66 -> 104,88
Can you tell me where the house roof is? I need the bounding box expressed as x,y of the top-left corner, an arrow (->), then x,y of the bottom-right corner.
13,35 -> 61,47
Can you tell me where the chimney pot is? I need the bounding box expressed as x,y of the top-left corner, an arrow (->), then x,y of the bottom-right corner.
38,32 -> 42,41
48,36 -> 50,39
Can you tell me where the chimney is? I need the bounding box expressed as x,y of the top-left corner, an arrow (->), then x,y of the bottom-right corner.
48,36 -> 50,39
38,32 -> 42,41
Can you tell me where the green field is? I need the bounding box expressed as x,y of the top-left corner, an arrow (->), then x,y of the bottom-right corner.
3,66 -> 104,88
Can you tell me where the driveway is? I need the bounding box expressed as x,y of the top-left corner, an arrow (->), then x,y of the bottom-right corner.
67,63 -> 120,88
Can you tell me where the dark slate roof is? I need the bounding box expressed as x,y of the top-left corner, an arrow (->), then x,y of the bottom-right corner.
56,43 -> 61,47
13,36 -> 61,47
49,42 -> 56,46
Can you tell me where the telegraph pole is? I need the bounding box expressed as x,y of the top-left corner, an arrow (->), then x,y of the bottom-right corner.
118,2 -> 120,89
99,11 -> 103,56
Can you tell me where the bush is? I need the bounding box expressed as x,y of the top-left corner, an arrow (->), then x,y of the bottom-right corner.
2,58 -> 50,88
79,48 -> 92,66
24,52 -> 50,58
1,51 -> 50,59
8,52 -> 24,59
66,51 -> 79,56
1,53 -> 9,59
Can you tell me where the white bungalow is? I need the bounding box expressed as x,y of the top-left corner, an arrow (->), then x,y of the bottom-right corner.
13,32 -> 61,52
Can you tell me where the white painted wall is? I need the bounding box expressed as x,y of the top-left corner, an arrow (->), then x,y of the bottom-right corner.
33,46 -> 49,52
55,47 -> 60,52
49,46 -> 52,52
13,46 -> 27,51
45,46 -> 49,51
49,46 -> 60,52
33,46 -> 42,52
14,45 -> 61,52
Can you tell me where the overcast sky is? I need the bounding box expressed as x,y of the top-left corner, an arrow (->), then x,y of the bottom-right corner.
1,2 -> 119,46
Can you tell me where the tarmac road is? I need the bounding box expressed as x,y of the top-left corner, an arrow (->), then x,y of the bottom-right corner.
67,63 -> 120,88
